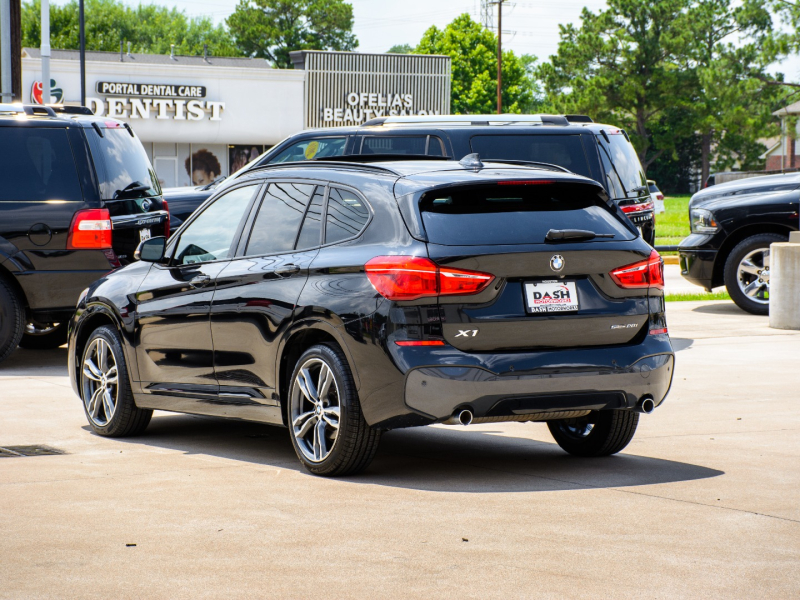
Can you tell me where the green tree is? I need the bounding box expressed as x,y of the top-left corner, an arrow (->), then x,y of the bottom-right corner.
386,44 -> 413,54
679,0 -> 786,181
538,0 -> 693,171
414,13 -> 533,114
22,0 -> 241,56
227,0 -> 357,68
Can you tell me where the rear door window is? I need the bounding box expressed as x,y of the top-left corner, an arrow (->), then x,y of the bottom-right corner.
268,138 -> 347,163
86,125 -> 160,200
419,184 -> 634,246
0,128 -> 83,202
246,183 -> 315,255
597,132 -> 647,197
470,135 -> 592,178
295,187 -> 325,250
325,187 -> 370,244
360,135 -> 445,156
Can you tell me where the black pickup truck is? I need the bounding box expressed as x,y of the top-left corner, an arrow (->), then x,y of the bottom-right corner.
679,172 -> 799,314
0,104 -> 168,362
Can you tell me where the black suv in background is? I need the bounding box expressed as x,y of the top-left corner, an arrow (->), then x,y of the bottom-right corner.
679,172 -> 799,314
0,104 -> 168,362
164,114 -> 656,243
69,157 -> 673,476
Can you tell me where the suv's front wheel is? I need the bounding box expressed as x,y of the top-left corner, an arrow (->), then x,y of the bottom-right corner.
547,410 -> 639,457
287,344 -> 380,476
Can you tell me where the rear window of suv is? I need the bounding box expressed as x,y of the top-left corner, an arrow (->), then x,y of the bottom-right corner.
469,135 -> 592,179
0,128 -> 83,202
419,183 -> 634,246
86,126 -> 160,200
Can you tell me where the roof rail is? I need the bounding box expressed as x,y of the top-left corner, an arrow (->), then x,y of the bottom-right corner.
0,103 -> 58,117
564,114 -> 593,123
51,105 -> 94,115
362,114 -> 571,127
481,158 -> 573,173
318,154 -> 450,163
250,160 -> 403,176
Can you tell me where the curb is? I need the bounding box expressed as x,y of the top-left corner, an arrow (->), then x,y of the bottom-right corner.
663,256 -> 679,265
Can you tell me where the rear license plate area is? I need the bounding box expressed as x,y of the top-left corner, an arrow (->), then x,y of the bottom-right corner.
524,280 -> 579,313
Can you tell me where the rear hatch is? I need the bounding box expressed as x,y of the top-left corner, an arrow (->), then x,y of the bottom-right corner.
84,121 -> 168,264
417,181 -> 656,351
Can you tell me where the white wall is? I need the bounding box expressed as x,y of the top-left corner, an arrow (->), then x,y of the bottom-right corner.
22,56 -> 305,146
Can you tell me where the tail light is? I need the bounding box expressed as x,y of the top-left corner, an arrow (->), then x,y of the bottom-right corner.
620,200 -> 655,214
656,193 -> 664,200
365,256 -> 494,301
610,249 -> 664,290
67,208 -> 112,250
162,198 -> 170,238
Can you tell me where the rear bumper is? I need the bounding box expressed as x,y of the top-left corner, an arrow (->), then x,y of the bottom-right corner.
359,333 -> 675,428
403,349 -> 674,423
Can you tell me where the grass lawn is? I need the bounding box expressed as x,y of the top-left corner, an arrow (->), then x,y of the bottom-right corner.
665,291 -> 731,302
655,195 -> 691,247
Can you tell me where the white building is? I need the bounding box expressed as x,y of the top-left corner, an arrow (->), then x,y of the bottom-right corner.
22,48 -> 450,188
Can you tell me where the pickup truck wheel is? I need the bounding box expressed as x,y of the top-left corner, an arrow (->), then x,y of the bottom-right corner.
0,277 -> 24,364
19,321 -> 68,349
724,233 -> 786,316
547,410 -> 639,457
288,343 -> 381,476
80,325 -> 152,437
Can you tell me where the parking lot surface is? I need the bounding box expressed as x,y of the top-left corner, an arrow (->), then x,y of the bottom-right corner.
1,301 -> 798,599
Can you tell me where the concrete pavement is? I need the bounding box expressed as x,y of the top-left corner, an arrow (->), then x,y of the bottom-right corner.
1,301 -> 798,599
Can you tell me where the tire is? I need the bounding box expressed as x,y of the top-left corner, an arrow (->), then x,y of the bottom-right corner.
287,343 -> 381,476
19,321 -> 68,349
723,233 -> 785,316
547,410 -> 639,457
79,325 -> 152,437
0,277 -> 24,364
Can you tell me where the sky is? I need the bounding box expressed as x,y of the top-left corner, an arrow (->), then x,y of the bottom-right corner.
50,0 -> 800,81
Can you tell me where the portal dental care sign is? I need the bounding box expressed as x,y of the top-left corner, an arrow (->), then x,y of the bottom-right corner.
87,81 -> 224,121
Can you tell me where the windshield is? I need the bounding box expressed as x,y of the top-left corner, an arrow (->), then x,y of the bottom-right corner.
87,126 -> 161,199
597,132 -> 646,198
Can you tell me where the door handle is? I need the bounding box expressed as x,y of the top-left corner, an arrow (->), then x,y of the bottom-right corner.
189,274 -> 211,288
275,264 -> 301,276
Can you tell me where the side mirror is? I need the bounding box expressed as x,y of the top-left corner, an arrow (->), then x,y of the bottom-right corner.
134,236 -> 167,262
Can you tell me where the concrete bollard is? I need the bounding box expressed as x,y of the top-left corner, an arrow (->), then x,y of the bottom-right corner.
769,241 -> 800,330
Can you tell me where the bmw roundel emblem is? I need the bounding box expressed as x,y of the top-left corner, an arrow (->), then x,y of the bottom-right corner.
550,255 -> 565,272
141,199 -> 151,212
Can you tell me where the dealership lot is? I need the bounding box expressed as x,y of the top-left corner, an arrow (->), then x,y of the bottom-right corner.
1,300 -> 798,599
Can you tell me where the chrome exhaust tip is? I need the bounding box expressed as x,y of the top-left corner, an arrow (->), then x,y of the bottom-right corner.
636,396 -> 655,414
443,409 -> 473,426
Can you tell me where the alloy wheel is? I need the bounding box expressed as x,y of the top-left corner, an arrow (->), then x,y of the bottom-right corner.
290,358 -> 341,463
81,338 -> 119,426
555,417 -> 595,440
25,320 -> 61,336
736,248 -> 770,305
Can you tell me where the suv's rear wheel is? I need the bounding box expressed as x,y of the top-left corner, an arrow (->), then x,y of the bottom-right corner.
547,410 -> 639,457
80,325 -> 152,436
0,277 -> 24,364
19,321 -> 68,349
288,344 -> 380,476
724,233 -> 785,316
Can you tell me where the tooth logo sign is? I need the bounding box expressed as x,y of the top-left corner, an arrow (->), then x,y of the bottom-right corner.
31,79 -> 64,105
550,255 -> 565,272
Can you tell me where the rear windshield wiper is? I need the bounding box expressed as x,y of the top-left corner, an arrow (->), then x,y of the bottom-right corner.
114,181 -> 152,199
546,229 -> 615,242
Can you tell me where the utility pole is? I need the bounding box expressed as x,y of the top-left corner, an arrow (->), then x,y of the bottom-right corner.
40,0 -> 50,104
1,0 -> 12,102
495,0 -> 504,114
9,0 -> 20,101
79,0 -> 85,106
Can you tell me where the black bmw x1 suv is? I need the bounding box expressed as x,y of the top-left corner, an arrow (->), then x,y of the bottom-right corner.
68,157 -> 674,476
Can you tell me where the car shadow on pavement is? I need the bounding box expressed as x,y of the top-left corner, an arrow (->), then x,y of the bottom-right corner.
670,337 -> 694,352
106,413 -> 724,494
691,303 -> 753,316
0,347 -> 69,377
